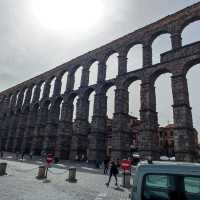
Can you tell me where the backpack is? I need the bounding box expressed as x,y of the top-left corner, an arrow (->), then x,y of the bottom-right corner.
113,166 -> 119,175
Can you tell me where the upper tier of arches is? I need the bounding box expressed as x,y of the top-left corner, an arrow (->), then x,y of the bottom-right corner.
0,2 -> 199,110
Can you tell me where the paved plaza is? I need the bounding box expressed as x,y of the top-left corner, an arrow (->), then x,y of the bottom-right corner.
0,153 -> 131,200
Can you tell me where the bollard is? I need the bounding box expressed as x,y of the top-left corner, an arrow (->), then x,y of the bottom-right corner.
0,162 -> 7,176
36,165 -> 46,179
121,170 -> 131,188
66,167 -> 77,183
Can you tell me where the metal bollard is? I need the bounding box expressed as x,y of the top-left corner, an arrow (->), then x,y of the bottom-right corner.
36,165 -> 46,179
121,170 -> 131,188
66,167 -> 77,183
0,162 -> 7,176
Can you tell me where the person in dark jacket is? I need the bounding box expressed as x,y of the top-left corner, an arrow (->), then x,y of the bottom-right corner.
29,152 -> 33,160
16,151 -> 20,159
21,152 -> 25,160
116,158 -> 121,168
105,161 -> 119,186
0,150 -> 3,158
104,157 -> 110,174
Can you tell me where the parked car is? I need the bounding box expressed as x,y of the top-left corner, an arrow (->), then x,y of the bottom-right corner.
131,161 -> 200,200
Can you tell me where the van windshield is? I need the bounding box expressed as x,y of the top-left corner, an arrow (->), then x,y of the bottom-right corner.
142,174 -> 200,200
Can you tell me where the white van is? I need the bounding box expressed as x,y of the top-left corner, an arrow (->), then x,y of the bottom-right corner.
131,161 -> 200,200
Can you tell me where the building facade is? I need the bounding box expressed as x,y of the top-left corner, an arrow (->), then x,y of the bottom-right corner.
158,124 -> 198,157
159,124 -> 175,157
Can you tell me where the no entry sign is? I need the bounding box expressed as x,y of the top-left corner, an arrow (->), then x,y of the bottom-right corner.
121,159 -> 131,171
46,154 -> 53,165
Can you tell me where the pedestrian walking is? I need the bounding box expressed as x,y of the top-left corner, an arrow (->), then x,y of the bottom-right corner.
21,152 -> 25,160
81,154 -> 85,161
0,150 -> 3,158
96,159 -> 101,168
41,151 -> 47,162
16,151 -> 19,159
75,154 -> 79,161
103,157 -> 109,174
105,161 -> 119,187
29,152 -> 33,160
54,156 -> 59,163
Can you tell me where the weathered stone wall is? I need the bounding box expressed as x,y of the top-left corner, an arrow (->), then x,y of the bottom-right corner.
0,2 -> 200,161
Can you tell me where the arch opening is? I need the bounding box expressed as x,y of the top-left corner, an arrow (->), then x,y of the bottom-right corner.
152,33 -> 172,65
49,77 -> 56,97
88,91 -> 95,123
30,85 -> 36,103
52,98 -> 63,123
106,53 -> 118,80
22,88 -> 28,106
39,82 -> 45,100
128,80 -> 141,154
59,99 -> 64,120
127,44 -> 143,72
106,85 -> 116,119
61,71 -> 68,94
74,66 -> 83,90
89,61 -> 98,86
155,73 -> 174,157
72,96 -> 78,122
187,63 -> 200,142
15,92 -> 20,106
9,94 -> 13,107
48,103 -> 51,111
182,20 -> 200,46
128,80 -> 141,119
155,73 -> 173,126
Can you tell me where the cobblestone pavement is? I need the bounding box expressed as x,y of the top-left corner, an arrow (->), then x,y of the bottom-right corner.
0,153 -> 131,200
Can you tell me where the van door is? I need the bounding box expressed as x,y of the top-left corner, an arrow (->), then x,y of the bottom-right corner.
141,173 -> 200,200
184,176 -> 200,200
141,174 -> 174,200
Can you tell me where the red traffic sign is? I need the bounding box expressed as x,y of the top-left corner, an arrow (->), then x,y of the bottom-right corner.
46,154 -> 53,164
121,159 -> 131,171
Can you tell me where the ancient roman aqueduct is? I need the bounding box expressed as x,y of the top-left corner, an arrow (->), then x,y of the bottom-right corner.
0,3 -> 200,162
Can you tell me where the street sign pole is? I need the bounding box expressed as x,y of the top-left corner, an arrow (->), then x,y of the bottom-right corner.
121,159 -> 131,187
45,154 -> 53,179
45,166 -> 48,178
123,168 -> 125,186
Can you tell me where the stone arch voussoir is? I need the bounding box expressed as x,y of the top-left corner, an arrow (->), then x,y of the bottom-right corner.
180,15 -> 200,34
150,66 -> 173,85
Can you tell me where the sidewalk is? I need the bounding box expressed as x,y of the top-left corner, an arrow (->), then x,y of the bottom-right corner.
0,152 -> 104,175
0,152 -> 131,200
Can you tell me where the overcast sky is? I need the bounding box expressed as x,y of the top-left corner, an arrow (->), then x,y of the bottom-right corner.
0,0 -> 199,135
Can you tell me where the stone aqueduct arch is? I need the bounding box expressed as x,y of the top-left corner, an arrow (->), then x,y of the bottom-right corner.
0,3 -> 200,161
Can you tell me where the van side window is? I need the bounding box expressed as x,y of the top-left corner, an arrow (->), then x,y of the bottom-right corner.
184,176 -> 200,199
146,175 -> 168,188
141,174 -> 200,200
142,174 -> 172,200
